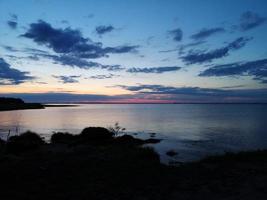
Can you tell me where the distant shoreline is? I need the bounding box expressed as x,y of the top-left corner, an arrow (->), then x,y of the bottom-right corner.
38,102 -> 267,105
1,102 -> 267,112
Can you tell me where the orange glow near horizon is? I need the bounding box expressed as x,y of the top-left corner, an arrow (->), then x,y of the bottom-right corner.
0,84 -> 132,95
68,99 -> 177,104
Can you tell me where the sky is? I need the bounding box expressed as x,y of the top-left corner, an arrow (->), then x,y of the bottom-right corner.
0,0 -> 267,103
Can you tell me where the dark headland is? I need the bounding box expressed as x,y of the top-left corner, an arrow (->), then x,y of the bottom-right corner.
0,97 -> 44,111
0,97 -> 79,111
0,127 -> 266,200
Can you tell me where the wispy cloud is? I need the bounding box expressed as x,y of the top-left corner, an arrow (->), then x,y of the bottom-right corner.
89,74 -> 118,79
95,25 -> 115,36
7,14 -> 18,29
25,52 -> 125,71
2,45 -> 19,52
168,28 -> 183,42
52,75 -> 81,83
191,27 -> 225,40
7,21 -> 17,29
126,66 -> 181,74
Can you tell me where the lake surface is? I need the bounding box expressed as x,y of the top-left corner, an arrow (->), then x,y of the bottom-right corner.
1,104 -> 267,163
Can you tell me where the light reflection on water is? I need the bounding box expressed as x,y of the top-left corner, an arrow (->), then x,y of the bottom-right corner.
0,104 -> 267,162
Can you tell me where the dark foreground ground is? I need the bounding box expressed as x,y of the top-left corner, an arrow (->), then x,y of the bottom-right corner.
0,128 -> 267,200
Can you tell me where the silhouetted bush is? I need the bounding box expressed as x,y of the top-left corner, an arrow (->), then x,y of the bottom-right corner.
76,127 -> 113,144
51,132 -> 75,144
107,122 -> 126,136
6,131 -> 45,153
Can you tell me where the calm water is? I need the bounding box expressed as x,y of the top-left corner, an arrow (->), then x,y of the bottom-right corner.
1,104 -> 267,162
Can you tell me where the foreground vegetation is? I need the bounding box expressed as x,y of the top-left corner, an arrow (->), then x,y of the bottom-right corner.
0,127 -> 267,200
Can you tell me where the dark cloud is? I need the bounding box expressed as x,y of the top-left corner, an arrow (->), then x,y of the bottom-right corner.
191,27 -> 225,40
7,21 -> 17,29
19,47 -> 124,71
103,45 -> 139,54
240,11 -> 266,31
53,75 -> 81,83
227,37 -> 252,50
100,64 -> 125,71
10,14 -> 18,20
21,50 -> 124,71
7,14 -> 18,29
27,55 -> 40,61
159,41 -> 206,54
220,85 -> 246,89
85,14 -> 94,18
61,20 -> 69,24
126,66 -> 181,74
36,54 -> 124,71
117,84 -> 228,95
0,58 -> 34,85
89,74 -> 118,79
178,41 -> 206,55
199,58 -> 267,84
21,20 -> 139,59
21,20 -> 102,57
49,55 -> 101,68
168,28 -> 183,42
182,47 -> 228,65
95,25 -> 115,35
181,37 -> 252,64
115,84 -> 267,102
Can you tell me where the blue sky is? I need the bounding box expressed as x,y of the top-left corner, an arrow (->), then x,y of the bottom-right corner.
0,0 -> 267,103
